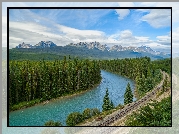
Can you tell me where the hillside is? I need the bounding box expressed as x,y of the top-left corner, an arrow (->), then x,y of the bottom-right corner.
9,45 -> 169,61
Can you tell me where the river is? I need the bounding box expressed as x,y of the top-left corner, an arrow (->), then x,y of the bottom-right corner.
9,70 -> 135,126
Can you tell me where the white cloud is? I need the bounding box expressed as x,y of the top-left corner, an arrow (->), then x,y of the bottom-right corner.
156,32 -> 171,46
120,30 -> 133,39
10,22 -> 49,34
106,30 -> 170,53
115,9 -> 130,20
145,42 -> 169,49
107,30 -> 136,46
57,25 -> 104,37
155,2 -> 179,23
141,9 -> 171,28
8,8 -> 110,48
116,3 -> 172,28
9,21 -> 108,48
115,2 -> 134,20
118,2 -> 135,7
157,35 -> 170,42
135,2 -> 179,26
9,37 -> 23,41
10,21 -> 170,52
135,9 -> 151,12
135,36 -> 150,42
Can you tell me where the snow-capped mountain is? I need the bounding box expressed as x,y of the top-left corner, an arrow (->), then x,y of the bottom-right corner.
15,41 -> 169,57
16,41 -> 57,48
35,41 -> 57,48
68,41 -> 110,51
16,42 -> 32,48
67,42 -> 167,56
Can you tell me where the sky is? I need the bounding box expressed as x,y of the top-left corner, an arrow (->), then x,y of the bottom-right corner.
2,2 -> 179,54
5,4 -> 172,54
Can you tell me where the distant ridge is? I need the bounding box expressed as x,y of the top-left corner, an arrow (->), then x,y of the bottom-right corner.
67,42 -> 168,56
16,41 -> 57,49
16,42 -> 32,48
14,41 -> 170,59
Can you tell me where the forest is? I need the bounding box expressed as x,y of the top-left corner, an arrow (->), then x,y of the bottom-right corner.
9,56 -> 171,112
99,57 -> 171,98
9,57 -> 101,111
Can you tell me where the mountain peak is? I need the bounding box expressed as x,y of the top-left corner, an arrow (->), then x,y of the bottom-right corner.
35,41 -> 57,48
68,42 -> 166,56
15,41 -> 167,56
16,41 -> 57,48
16,42 -> 32,48
68,41 -> 109,51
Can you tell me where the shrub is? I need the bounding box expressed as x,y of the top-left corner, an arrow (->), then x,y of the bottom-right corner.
91,108 -> 100,116
44,120 -> 62,126
82,108 -> 92,120
66,112 -> 83,126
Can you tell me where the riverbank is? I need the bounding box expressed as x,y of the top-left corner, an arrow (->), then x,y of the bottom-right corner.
79,71 -> 167,126
9,70 -> 136,126
110,72 -> 171,126
10,79 -> 102,112
102,69 -> 138,99
113,88 -> 171,126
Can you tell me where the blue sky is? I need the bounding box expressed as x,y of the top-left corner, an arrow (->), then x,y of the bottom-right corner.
6,5 -> 172,54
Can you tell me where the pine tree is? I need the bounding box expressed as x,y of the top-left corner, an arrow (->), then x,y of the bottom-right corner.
124,83 -> 133,105
110,100 -> 115,109
102,88 -> 111,111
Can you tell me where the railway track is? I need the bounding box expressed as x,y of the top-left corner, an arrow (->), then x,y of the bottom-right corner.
83,71 -> 167,126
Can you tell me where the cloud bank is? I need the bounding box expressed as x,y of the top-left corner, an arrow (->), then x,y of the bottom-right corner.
141,9 -> 171,28
9,20 -> 171,53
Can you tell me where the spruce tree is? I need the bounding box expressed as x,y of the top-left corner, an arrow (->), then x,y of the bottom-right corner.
110,100 -> 115,109
124,83 -> 133,105
102,88 -> 111,111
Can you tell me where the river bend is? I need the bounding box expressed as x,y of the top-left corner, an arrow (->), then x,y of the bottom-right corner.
9,70 -> 135,126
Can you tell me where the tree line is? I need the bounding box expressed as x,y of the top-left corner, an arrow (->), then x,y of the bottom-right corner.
98,57 -> 169,98
9,57 -> 101,110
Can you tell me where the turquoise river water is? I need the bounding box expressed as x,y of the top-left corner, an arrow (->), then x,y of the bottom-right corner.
9,70 -> 135,126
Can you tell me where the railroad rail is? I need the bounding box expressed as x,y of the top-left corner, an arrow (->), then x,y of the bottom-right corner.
83,71 -> 167,126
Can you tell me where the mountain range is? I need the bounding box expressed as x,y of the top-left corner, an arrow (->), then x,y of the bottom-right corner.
67,41 -> 167,56
16,41 -> 57,49
16,41 -> 169,56
13,41 -> 170,60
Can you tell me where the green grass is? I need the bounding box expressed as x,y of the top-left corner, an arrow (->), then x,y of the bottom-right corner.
10,99 -> 41,111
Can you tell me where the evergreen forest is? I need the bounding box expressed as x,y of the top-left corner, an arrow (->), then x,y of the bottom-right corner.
9,57 -> 101,111
9,56 -> 170,111
9,54 -> 171,126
